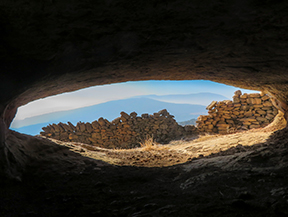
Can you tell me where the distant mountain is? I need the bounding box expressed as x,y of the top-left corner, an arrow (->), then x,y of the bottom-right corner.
11,98 -> 207,135
132,92 -> 228,106
11,122 -> 53,136
178,119 -> 197,126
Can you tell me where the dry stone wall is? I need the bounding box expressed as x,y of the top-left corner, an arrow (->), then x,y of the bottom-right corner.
40,109 -> 194,149
196,90 -> 278,134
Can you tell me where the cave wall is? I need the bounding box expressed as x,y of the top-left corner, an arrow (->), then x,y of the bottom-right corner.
1,0 -> 288,126
1,0 -> 288,178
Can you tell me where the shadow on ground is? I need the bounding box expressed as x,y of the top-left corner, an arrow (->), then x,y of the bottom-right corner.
1,129 -> 288,216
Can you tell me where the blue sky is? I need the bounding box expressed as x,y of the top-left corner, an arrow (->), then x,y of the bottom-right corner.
13,80 -> 258,121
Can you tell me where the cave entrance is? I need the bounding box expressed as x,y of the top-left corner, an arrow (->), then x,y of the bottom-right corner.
11,80 -> 257,136
8,80 -> 280,167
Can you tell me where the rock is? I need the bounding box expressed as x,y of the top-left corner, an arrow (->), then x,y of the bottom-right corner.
249,93 -> 261,98
263,101 -> 273,107
120,111 -> 130,120
141,113 -> 149,118
239,117 -> 256,122
85,123 -> 93,133
195,91 -> 278,135
233,97 -> 240,103
98,118 -> 107,126
158,109 -> 169,116
77,122 -> 86,132
130,112 -> 137,118
250,124 -> 260,129
111,117 -> 121,124
251,98 -> 262,104
206,101 -> 217,110
233,103 -> 241,107
240,94 -> 248,99
234,90 -> 242,95
68,122 -> 76,131
261,95 -> 270,101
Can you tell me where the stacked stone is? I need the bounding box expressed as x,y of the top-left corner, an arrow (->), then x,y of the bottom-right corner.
196,90 -> 278,134
40,109 -> 193,149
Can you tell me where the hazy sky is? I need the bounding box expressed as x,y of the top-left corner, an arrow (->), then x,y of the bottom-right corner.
13,80 -> 258,121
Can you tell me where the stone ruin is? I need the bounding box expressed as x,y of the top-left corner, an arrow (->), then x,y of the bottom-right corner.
40,109 -> 195,149
40,91 -> 278,148
196,90 -> 278,134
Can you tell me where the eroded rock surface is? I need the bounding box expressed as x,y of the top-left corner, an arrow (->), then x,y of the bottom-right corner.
1,0 -> 288,124
1,1 -> 288,215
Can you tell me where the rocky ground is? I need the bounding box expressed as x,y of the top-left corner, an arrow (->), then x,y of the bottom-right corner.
1,116 -> 288,216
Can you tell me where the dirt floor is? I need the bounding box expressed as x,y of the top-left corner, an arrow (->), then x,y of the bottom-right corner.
2,118 -> 288,216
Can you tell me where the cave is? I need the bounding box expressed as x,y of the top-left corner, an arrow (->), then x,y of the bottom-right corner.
1,0 -> 288,216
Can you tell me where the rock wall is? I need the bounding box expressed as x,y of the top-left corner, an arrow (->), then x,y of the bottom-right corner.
196,91 -> 278,134
40,109 -> 194,149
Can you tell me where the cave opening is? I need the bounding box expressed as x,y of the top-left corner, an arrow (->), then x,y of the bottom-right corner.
3,79 -> 288,216
11,80 -> 258,135
2,0 -> 288,215
7,79 -> 282,169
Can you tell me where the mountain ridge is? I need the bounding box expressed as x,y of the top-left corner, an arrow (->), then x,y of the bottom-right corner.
132,92 -> 228,105
11,98 -> 208,135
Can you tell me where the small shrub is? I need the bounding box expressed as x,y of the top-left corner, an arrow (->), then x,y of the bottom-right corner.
139,136 -> 168,151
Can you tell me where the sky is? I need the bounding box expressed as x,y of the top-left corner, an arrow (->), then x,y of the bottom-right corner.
13,80 -> 258,121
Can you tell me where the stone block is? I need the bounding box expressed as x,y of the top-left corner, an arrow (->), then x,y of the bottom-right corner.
78,123 -> 86,132
98,117 -> 107,126
261,95 -> 270,101
69,134 -> 78,140
91,120 -> 100,129
158,109 -> 169,116
256,109 -> 266,115
266,114 -> 275,120
216,123 -> 229,128
251,98 -> 262,104
233,111 -> 240,115
85,123 -> 93,133
207,124 -> 214,130
240,117 -> 257,122
233,97 -> 240,103
234,90 -> 242,95
256,117 -> 267,122
141,113 -> 149,118
233,103 -> 241,107
263,101 -> 272,107
261,106 -> 272,110
226,120 -> 234,125
120,111 -> 130,120
246,98 -> 252,104
58,122 -> 69,132
249,93 -> 261,98
240,94 -> 247,99
250,124 -> 260,129
130,112 -> 138,118
206,101 -> 217,110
